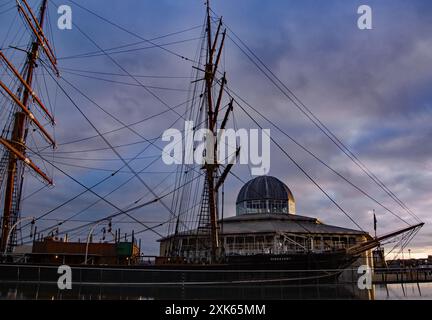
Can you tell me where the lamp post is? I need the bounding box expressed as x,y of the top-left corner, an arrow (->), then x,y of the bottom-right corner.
84,220 -> 107,265
2,216 -> 35,257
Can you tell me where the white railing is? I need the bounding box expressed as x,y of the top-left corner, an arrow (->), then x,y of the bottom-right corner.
177,239 -> 351,258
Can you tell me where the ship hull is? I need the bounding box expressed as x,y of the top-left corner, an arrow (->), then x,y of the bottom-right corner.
0,251 -> 358,286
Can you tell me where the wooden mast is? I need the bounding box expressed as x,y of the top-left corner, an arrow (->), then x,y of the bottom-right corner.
0,0 -> 54,253
202,0 -> 238,263
204,0 -> 219,263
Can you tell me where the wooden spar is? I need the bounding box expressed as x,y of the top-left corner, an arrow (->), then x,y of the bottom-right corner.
212,29 -> 226,83
215,147 -> 241,191
212,72 -> 226,129
346,222 -> 424,256
214,97 -> 235,192
0,80 -> 55,146
210,19 -> 223,58
205,2 -> 215,126
219,98 -> 234,131
0,51 -> 55,124
209,21 -> 225,129
16,1 -> 59,75
206,2 -> 213,62
0,138 -> 52,184
19,0 -> 57,61
0,0 -> 52,253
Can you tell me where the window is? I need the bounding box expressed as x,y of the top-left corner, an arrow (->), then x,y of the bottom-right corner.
268,200 -> 288,213
239,199 -> 288,215
245,236 -> 254,243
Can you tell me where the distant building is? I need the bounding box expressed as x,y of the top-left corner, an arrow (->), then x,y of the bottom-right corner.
387,257 -> 432,269
373,247 -> 387,268
29,237 -> 139,265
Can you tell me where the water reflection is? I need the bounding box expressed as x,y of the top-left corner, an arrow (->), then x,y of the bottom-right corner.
0,282 -> 368,300
374,282 -> 432,300
1,282 -> 431,300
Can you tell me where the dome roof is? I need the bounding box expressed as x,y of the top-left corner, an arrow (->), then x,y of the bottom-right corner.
236,176 -> 294,204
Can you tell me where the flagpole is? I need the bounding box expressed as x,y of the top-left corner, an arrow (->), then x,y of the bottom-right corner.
373,209 -> 377,239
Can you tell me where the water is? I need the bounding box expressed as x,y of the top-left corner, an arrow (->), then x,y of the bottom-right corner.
1,282 -> 431,300
374,283 -> 432,300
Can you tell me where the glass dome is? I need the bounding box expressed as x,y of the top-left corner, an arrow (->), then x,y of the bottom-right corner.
236,176 -> 295,215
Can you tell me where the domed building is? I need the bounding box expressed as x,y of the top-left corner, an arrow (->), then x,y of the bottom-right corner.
159,175 -> 372,262
236,176 -> 296,215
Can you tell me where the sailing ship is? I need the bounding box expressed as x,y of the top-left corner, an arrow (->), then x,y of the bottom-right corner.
0,0 -> 424,286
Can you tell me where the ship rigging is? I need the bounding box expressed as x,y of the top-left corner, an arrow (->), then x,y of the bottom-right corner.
0,0 -> 425,282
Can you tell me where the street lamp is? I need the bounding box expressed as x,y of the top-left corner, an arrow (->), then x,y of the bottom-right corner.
84,219 -> 108,265
2,216 -> 35,257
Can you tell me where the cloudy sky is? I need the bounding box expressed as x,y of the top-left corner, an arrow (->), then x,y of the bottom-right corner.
0,0 -> 431,258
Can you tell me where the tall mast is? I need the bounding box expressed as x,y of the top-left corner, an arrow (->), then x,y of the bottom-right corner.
204,0 -> 219,263
0,0 -> 54,253
201,0 -> 236,263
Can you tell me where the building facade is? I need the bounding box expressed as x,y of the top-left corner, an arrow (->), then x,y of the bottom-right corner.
159,176 -> 373,264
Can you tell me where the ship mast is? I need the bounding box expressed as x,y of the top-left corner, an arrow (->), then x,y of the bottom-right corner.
201,1 -> 238,263
0,0 -> 57,253
204,0 -> 218,263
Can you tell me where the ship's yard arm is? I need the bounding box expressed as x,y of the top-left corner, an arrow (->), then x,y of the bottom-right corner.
346,223 -> 424,256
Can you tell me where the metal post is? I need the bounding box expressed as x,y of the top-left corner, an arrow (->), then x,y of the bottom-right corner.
84,220 -> 106,265
2,216 -> 34,257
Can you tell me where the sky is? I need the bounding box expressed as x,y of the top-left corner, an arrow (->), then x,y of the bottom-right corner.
0,0 -> 431,258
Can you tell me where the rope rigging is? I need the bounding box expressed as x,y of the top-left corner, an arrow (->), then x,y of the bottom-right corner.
59,36 -> 204,61
59,66 -> 195,79
61,69 -> 191,92
224,85 -> 413,227
216,16 -> 421,224
19,51 -> 230,238
57,24 -> 203,60
26,158 -> 177,242
60,0 -> 200,64
0,0 -> 423,260
36,13 -> 229,239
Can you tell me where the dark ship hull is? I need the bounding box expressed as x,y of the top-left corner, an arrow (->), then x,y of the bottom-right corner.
0,251 -> 358,286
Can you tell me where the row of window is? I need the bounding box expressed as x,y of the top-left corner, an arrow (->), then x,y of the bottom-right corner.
179,236 -> 357,246
237,200 -> 289,214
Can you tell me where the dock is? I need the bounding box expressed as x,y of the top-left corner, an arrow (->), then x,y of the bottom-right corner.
373,267 -> 432,284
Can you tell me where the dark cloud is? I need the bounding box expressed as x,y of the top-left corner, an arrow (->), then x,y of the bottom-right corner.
0,1 -> 430,258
